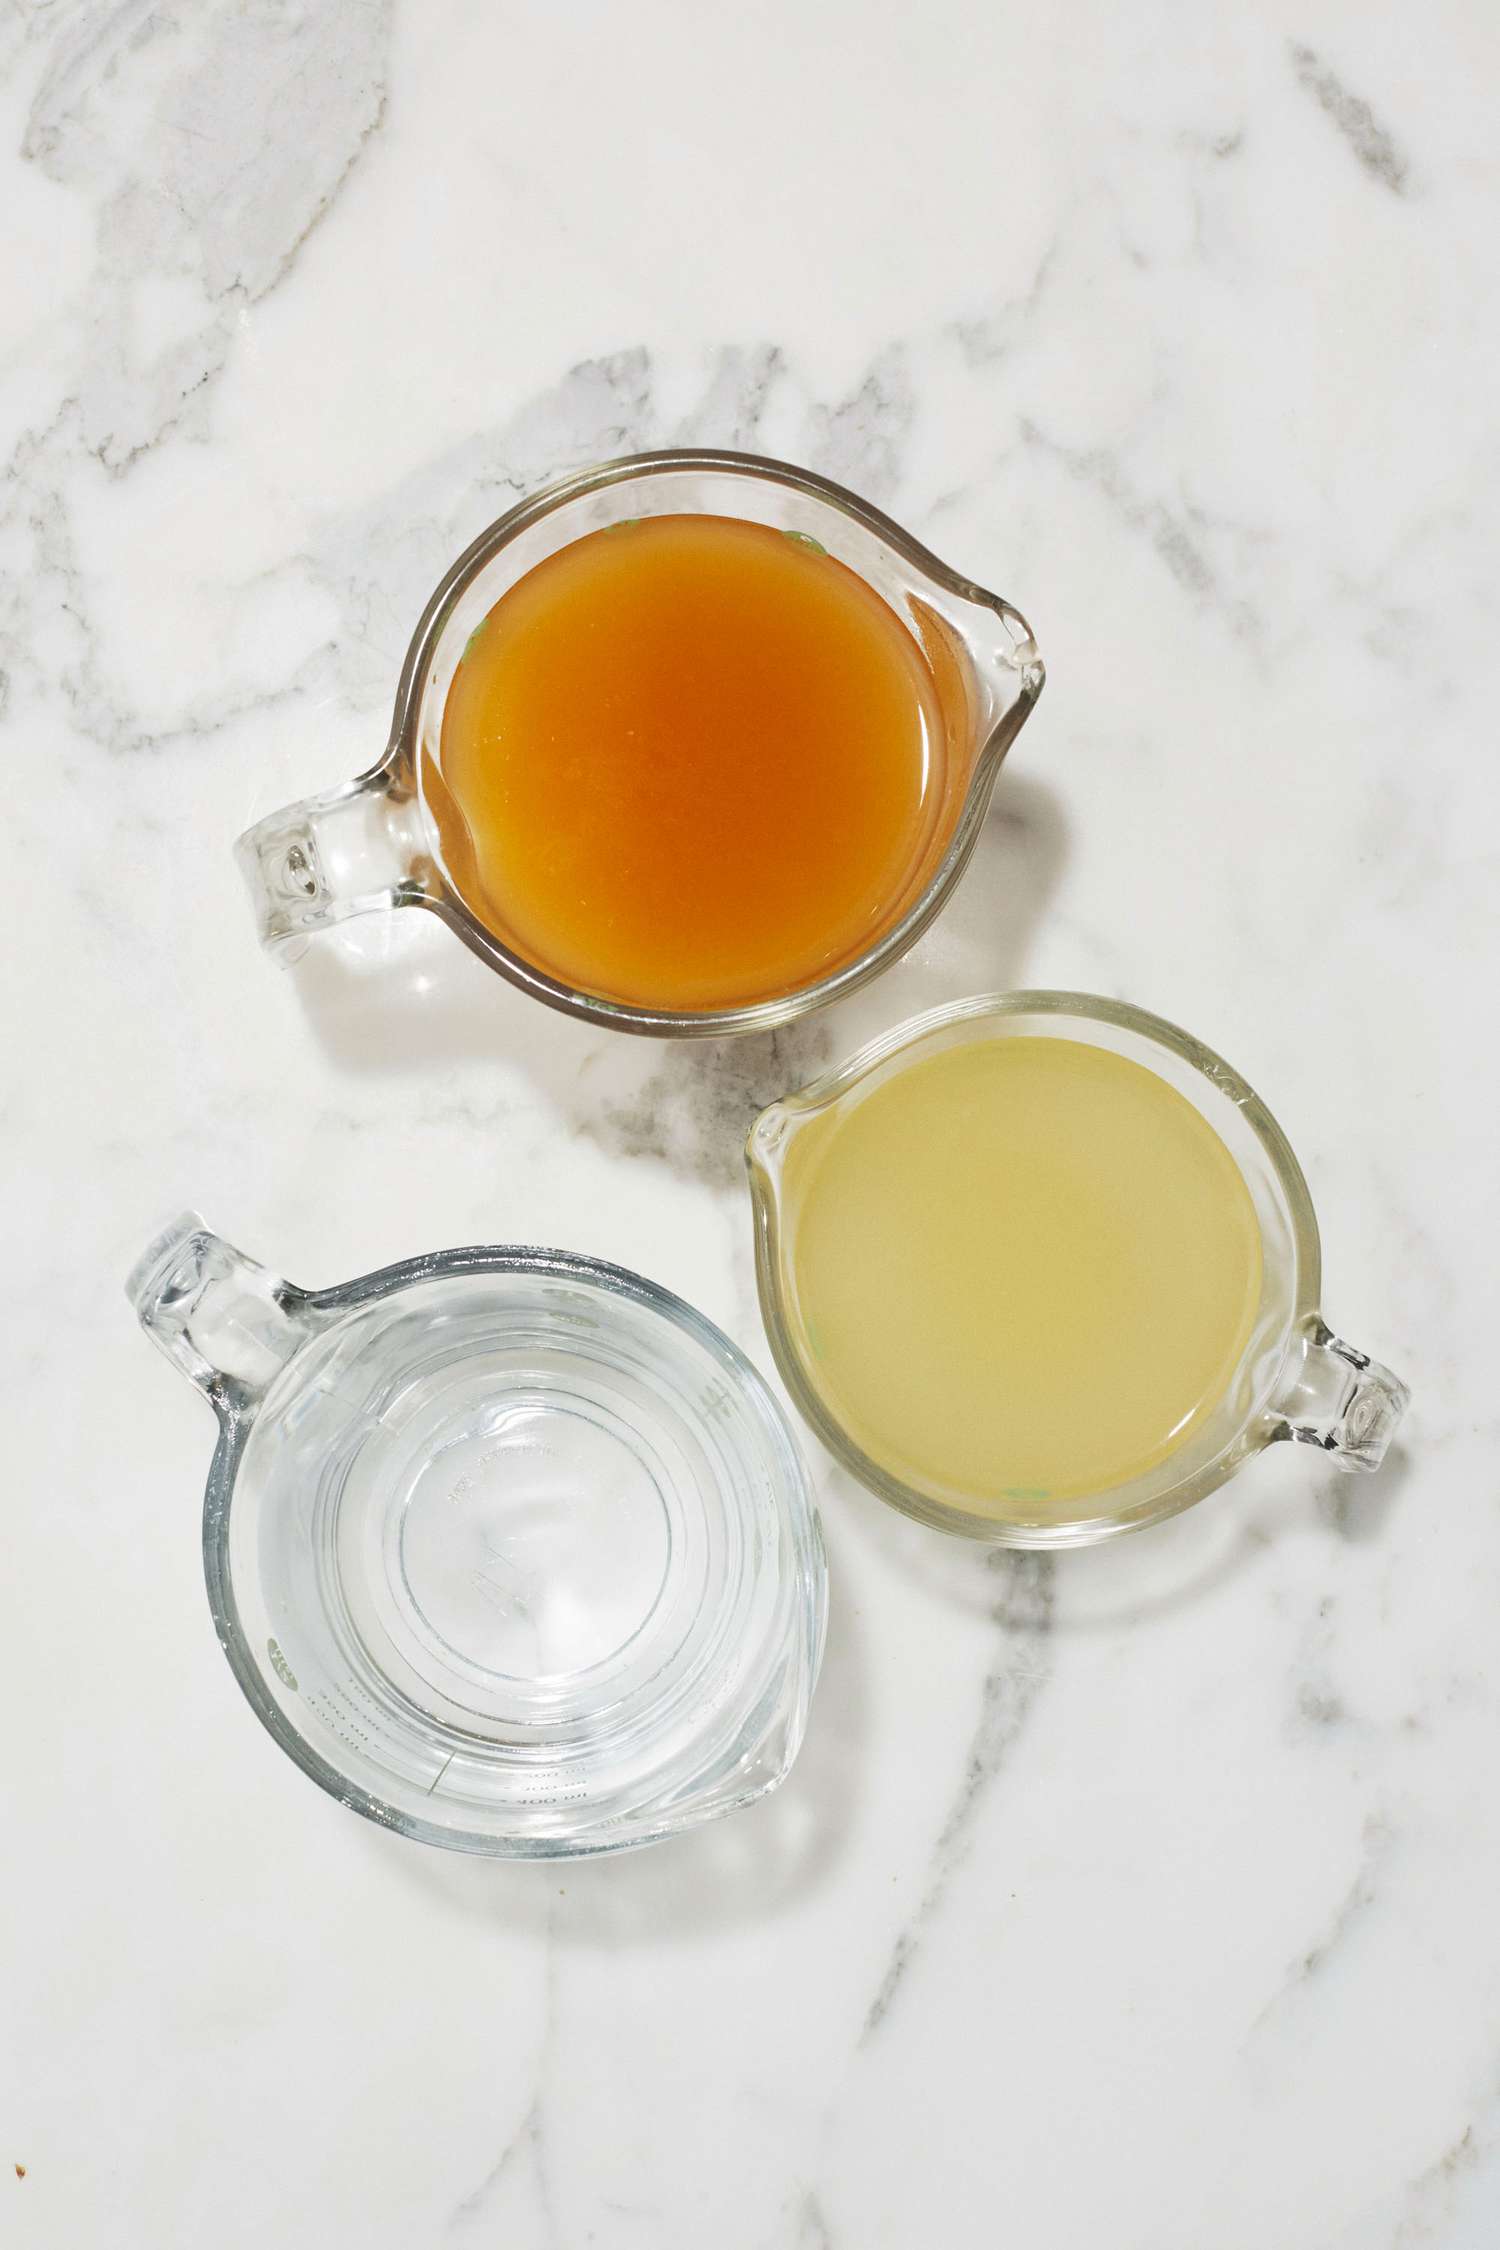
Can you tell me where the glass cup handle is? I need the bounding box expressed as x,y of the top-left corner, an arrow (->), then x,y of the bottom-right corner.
126,1213 -> 311,1413
234,763 -> 430,960
1270,1318 -> 1410,1472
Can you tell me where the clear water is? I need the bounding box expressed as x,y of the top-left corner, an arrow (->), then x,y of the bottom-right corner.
223,1259 -> 824,1855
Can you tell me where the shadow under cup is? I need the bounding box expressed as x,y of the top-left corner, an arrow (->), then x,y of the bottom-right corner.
748,992 -> 1410,1548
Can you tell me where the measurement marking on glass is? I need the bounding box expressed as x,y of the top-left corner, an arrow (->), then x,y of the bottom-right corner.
266,1637 -> 299,1690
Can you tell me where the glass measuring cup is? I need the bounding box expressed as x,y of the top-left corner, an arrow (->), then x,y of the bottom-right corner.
236,449 -> 1043,1036
747,992 -> 1409,1547
127,1216 -> 826,1857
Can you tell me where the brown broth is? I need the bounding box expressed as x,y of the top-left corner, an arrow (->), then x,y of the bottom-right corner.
433,514 -> 950,1011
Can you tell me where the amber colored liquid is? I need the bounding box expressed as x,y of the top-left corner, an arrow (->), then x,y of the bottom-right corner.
433,515 -> 949,1011
780,1037 -> 1263,1517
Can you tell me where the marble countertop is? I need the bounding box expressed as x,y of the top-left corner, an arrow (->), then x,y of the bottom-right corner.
5,3 -> 1496,2244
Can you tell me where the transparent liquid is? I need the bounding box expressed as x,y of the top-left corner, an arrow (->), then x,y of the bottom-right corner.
432,514 -> 947,1011
781,1037 -> 1264,1514
224,1264 -> 824,1852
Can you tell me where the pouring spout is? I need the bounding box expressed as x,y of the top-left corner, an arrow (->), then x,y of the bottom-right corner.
970,593 -> 1044,734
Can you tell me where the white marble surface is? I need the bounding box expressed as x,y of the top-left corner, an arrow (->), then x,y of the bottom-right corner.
3,2 -> 1497,2243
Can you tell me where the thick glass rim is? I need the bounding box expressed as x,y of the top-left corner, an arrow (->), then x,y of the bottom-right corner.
746,990 -> 1325,1548
199,1243 -> 825,1857
378,448 -> 1044,1037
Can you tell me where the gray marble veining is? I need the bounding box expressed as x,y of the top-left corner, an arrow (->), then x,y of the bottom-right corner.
4,1 -> 1497,2245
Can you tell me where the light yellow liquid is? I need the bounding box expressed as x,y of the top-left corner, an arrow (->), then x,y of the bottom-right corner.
780,1036 -> 1263,1516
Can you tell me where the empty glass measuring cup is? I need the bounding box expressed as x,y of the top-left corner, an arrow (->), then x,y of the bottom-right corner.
748,992 -> 1409,1547
128,1217 -> 826,1856
236,449 -> 1043,1035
